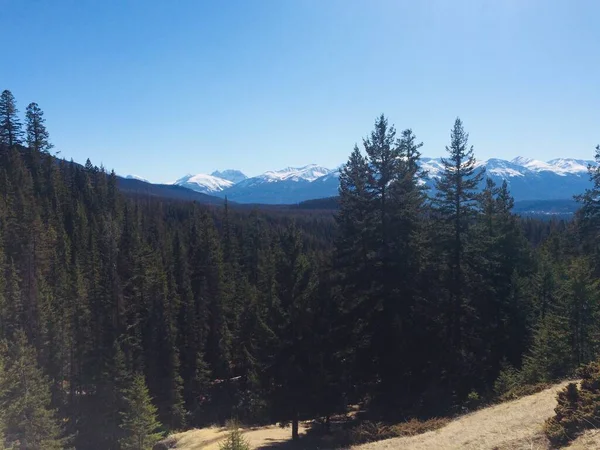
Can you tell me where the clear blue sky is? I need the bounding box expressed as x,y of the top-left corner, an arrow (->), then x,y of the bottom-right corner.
2,0 -> 599,182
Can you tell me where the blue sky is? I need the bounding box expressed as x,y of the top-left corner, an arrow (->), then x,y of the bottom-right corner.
2,0 -> 599,182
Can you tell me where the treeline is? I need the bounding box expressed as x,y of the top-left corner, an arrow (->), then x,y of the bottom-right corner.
1,89 -> 600,449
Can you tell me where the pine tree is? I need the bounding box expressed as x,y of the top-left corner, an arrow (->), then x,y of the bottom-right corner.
0,90 -> 23,147
266,224 -> 318,440
433,117 -> 484,396
336,144 -> 375,294
362,114 -> 399,252
471,179 -> 532,380
119,373 -> 164,450
434,118 -> 484,335
335,118 -> 431,414
219,421 -> 250,450
25,103 -> 53,154
375,127 -> 428,412
335,143 -> 376,397
576,145 -> 600,270
560,257 -> 600,367
0,331 -> 65,449
4,260 -> 23,338
0,354 -> 6,449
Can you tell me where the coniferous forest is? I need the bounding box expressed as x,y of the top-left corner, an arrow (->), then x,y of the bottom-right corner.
2,88 -> 600,449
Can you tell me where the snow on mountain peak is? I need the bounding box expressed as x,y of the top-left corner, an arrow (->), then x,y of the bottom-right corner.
211,169 -> 247,184
510,157 -> 555,172
419,157 -> 445,178
484,158 -> 526,178
260,164 -> 332,182
175,173 -> 233,193
125,174 -> 150,183
510,157 -> 595,175
547,158 -> 592,174
510,156 -> 534,166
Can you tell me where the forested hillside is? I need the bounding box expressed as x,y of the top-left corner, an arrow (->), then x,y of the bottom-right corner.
1,89 -> 600,449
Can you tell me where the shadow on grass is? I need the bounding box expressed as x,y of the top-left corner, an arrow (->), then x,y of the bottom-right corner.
255,422 -> 353,450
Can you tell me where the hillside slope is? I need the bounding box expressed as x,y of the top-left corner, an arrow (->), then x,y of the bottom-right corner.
354,383 -> 571,450
170,382 -> 600,450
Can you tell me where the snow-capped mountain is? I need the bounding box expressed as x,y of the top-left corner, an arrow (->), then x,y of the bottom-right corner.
173,173 -> 234,194
546,158 -> 591,174
124,174 -> 150,183
166,157 -> 596,205
218,165 -> 333,203
211,170 -> 248,184
238,165 -> 331,186
417,157 -> 596,202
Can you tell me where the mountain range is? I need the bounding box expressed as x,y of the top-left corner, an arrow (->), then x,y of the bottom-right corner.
126,157 -> 596,205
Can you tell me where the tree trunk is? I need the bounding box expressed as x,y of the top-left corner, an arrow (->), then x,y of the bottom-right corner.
292,412 -> 299,440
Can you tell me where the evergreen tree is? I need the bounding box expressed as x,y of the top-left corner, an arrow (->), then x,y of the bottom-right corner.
472,179 -> 532,380
119,374 -> 164,450
374,127 -> 428,412
0,90 -> 23,147
433,117 -> 484,396
0,99 -> 597,443
576,144 -> 600,270
219,421 -> 250,450
362,114 -> 399,251
0,332 -> 65,449
336,144 -> 375,300
266,225 -> 318,440
560,257 -> 600,367
25,103 -> 53,154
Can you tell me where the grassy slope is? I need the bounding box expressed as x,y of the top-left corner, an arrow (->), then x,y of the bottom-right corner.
171,381 -> 600,450
172,424 -> 307,450
354,383 -> 572,450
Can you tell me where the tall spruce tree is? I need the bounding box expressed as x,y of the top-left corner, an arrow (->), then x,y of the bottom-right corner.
472,179 -> 532,383
0,332 -> 65,449
25,103 -> 53,154
1,93 -> 598,443
576,145 -> 600,270
119,373 -> 164,450
433,117 -> 484,397
267,224 -> 318,440
376,128 -> 428,413
0,90 -> 23,147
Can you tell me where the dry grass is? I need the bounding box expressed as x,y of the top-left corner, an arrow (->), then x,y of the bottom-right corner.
171,381 -> 577,450
348,418 -> 450,445
566,429 -> 600,449
353,382 -> 572,450
170,427 -> 230,450
171,423 -> 308,450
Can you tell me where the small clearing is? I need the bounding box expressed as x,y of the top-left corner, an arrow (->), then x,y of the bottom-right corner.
172,423 -> 307,450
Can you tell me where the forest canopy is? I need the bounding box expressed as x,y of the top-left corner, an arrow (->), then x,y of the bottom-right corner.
1,89 -> 600,449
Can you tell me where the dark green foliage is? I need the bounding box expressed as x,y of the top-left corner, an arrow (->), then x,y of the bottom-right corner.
0,331 -> 65,449
0,90 -> 23,147
218,421 -> 250,450
521,256 -> 600,383
119,374 -> 164,450
433,118 -> 484,359
2,92 -> 600,448
545,362 -> 600,446
576,145 -> 600,266
25,102 -> 53,154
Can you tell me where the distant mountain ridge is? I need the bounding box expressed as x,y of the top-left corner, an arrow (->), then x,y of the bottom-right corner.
211,169 -> 247,184
130,157 -> 596,205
